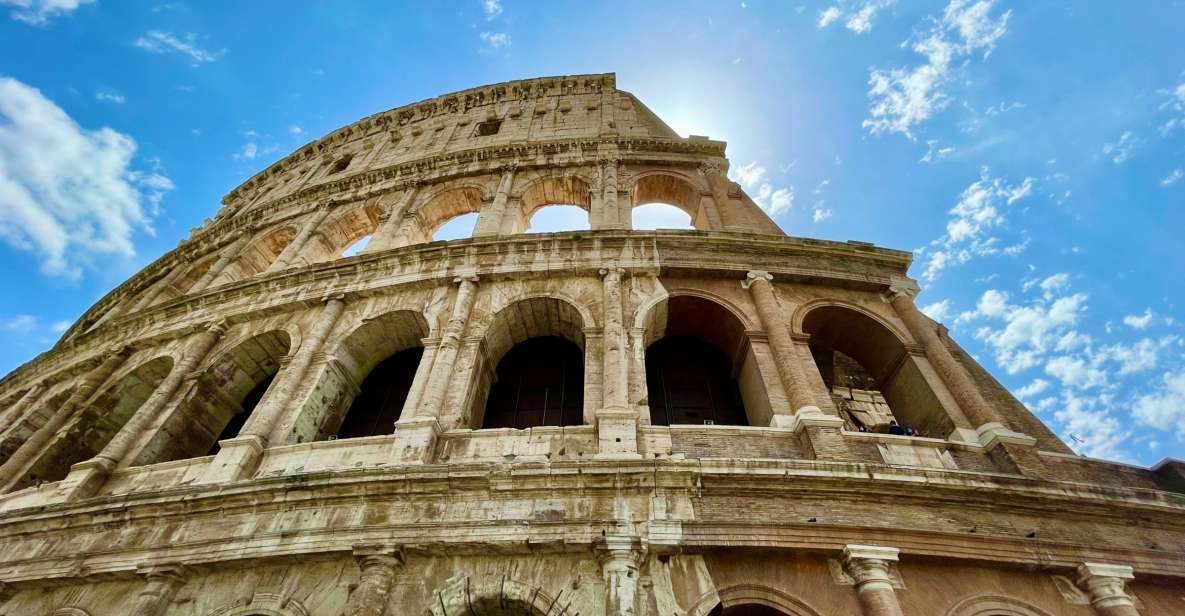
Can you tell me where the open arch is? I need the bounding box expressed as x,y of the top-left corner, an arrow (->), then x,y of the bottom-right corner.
304,202 -> 383,263
632,172 -> 712,230
405,186 -> 485,244
633,202 -> 693,230
213,225 -> 299,286
312,310 -> 431,441
516,175 -> 592,234
134,331 -> 291,465
801,304 -> 951,438
642,294 -> 768,426
944,595 -> 1056,616
17,356 -> 174,489
690,584 -> 823,616
470,296 -> 589,428
428,576 -> 557,616
140,253 -> 218,309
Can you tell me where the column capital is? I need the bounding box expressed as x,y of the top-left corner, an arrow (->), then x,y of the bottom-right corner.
600,265 -> 625,279
206,318 -> 230,337
452,274 -> 479,285
842,545 -> 899,588
353,544 -> 405,568
742,270 -> 775,288
594,534 -> 647,568
882,277 -> 920,302
136,562 -> 187,583
1076,562 -> 1137,611
697,159 -> 725,176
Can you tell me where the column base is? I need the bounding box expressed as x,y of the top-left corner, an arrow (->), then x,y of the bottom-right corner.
200,435 -> 265,484
391,417 -> 441,464
54,456 -> 116,502
595,408 -> 641,460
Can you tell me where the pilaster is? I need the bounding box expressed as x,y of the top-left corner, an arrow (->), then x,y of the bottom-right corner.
596,535 -> 647,616
345,545 -> 405,616
130,563 -> 187,616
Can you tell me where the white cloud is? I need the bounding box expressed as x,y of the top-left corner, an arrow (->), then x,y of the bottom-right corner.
289,125 -> 303,135
1055,390 -> 1131,461
1133,370 -> 1185,438
963,288 -> 1089,374
0,0 -> 91,24
0,77 -> 171,278
1160,168 -> 1182,187
1123,308 -> 1153,330
921,299 -> 952,322
1101,131 -> 1140,164
50,319 -> 70,333
1102,337 -> 1173,376
864,0 -> 1011,138
134,31 -> 225,67
0,314 -> 37,332
1045,355 -> 1107,390
95,91 -> 125,105
481,0 -> 502,19
922,170 -> 1034,281
478,31 -> 511,53
816,6 -> 842,28
1014,378 -> 1049,399
812,206 -> 832,222
732,162 -> 795,217
919,139 -> 955,163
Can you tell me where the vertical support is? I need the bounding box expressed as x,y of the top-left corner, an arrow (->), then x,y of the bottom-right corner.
742,271 -> 818,418
58,321 -> 228,500
0,347 -> 130,493
345,546 -> 405,616
131,564 -> 187,616
698,160 -> 744,232
597,265 -> 639,458
843,545 -> 904,616
392,276 -> 478,464
129,264 -> 187,314
1076,563 -> 1142,616
189,232 -> 253,293
0,384 -> 45,436
597,152 -> 623,230
267,206 -> 334,272
473,164 -> 516,237
362,183 -> 420,253
597,535 -> 646,616
203,297 -> 346,483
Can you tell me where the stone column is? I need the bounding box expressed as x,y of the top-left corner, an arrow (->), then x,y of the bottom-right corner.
0,347 -> 130,492
58,321 -> 228,500
267,206 -> 334,272
130,264 -> 187,313
599,153 -> 623,230
391,277 -> 477,464
1076,563 -> 1142,616
362,183 -> 420,253
473,164 -> 516,237
843,545 -> 904,616
131,564 -> 187,616
742,271 -> 817,416
0,384 -> 45,436
189,232 -> 253,293
698,160 -> 743,232
344,546 -> 404,616
203,297 -> 345,483
597,265 -> 639,457
596,535 -> 646,616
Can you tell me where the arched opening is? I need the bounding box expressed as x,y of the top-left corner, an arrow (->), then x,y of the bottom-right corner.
304,202 -> 382,264
140,254 -> 217,309
711,605 -> 793,616
482,337 -> 584,429
212,225 -> 298,286
433,212 -> 479,241
517,176 -> 592,234
632,173 -> 711,230
341,235 -> 371,257
527,205 -> 590,233
644,295 -> 766,426
470,297 -> 589,429
135,331 -> 291,464
310,310 -> 430,442
17,356 -> 174,488
0,388 -> 71,465
802,305 -> 952,438
633,202 -> 694,230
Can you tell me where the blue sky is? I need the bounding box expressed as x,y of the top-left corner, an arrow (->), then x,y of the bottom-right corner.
0,1 -> 1182,465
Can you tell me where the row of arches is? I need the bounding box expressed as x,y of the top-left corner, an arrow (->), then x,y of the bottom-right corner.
5,289 -> 958,489
128,172 -> 707,313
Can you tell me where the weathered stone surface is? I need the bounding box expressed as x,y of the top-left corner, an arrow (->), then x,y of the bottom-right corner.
0,73 -> 1181,616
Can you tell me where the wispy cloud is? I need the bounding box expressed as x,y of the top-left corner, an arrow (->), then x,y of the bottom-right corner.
0,314 -> 37,332
864,0 -> 1012,138
1123,309 -> 1154,330
1101,131 -> 1140,164
95,91 -> 125,104
1160,168 -> 1182,187
732,162 -> 794,217
481,0 -> 502,19
134,31 -> 225,67
921,168 -> 1034,282
479,31 -> 511,53
816,1 -> 894,34
0,77 -> 172,279
1,0 -> 92,25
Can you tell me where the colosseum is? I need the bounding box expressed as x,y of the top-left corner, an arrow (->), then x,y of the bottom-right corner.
0,73 -> 1182,616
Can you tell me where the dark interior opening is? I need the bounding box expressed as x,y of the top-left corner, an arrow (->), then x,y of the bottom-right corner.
482,336 -> 583,429
337,347 -> 423,439
328,154 -> 354,175
476,119 -> 503,136
207,374 -> 274,455
646,336 -> 747,426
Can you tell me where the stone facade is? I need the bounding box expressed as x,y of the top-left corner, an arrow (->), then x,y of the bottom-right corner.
0,73 -> 1182,615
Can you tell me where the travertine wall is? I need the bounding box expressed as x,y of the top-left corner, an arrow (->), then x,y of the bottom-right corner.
0,74 -> 1182,615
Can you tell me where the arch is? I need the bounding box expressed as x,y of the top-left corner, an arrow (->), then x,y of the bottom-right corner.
631,171 -> 712,230
944,595 -> 1057,616
799,302 -> 952,438
140,252 -> 218,309
408,186 -> 487,244
17,355 -> 175,489
309,309 -> 432,441
513,175 -> 593,235
468,296 -> 590,428
133,330 -> 291,465
205,592 -> 310,616
214,225 -> 299,286
427,576 -> 558,616
688,584 -> 823,616
303,201 -> 384,263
